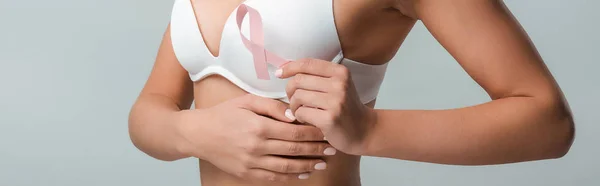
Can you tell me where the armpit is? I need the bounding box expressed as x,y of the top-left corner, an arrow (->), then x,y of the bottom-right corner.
393,0 -> 419,19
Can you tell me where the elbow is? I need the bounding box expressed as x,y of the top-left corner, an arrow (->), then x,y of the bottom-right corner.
149,153 -> 182,162
128,126 -> 183,162
128,108 -> 184,162
542,96 -> 576,159
128,123 -> 182,162
128,109 -> 146,156
547,115 -> 575,159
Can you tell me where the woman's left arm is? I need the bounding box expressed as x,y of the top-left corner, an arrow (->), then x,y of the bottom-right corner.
362,0 -> 574,165
279,0 -> 574,165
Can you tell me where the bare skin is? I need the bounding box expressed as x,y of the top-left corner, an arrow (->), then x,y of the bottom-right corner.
129,0 -> 574,186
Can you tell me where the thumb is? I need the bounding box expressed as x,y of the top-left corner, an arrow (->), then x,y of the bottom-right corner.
236,94 -> 296,122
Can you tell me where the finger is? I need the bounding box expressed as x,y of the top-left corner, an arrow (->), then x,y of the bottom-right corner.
294,106 -> 334,131
277,58 -> 348,79
285,73 -> 333,99
289,89 -> 332,113
252,155 -> 326,173
246,169 -> 311,181
261,140 -> 333,156
236,94 -> 295,122
264,121 -> 325,141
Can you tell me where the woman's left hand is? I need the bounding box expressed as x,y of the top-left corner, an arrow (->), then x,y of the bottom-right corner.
275,58 -> 376,155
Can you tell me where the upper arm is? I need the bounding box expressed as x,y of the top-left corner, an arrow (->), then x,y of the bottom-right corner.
138,24 -> 194,109
408,0 -> 562,100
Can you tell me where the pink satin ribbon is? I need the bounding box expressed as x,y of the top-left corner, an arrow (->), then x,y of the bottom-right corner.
236,4 -> 289,80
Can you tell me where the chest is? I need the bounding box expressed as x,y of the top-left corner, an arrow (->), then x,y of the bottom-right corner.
191,0 -> 413,65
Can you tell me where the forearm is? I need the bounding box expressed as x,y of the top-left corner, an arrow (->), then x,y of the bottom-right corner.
128,93 -> 190,161
363,95 -> 574,165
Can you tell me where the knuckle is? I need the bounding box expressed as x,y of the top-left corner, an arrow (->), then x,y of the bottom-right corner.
248,95 -> 262,106
309,144 -> 321,155
296,89 -> 307,99
290,92 -> 298,103
334,65 -> 350,77
248,116 -> 262,127
257,124 -> 269,138
250,121 -> 267,137
290,128 -> 305,141
332,81 -> 347,92
325,112 -> 337,126
293,74 -> 305,85
240,155 -> 254,168
287,143 -> 302,154
278,161 -> 291,173
231,95 -> 249,107
245,139 -> 262,154
301,59 -> 315,70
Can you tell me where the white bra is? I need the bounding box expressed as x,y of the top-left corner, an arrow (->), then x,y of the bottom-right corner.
170,0 -> 389,103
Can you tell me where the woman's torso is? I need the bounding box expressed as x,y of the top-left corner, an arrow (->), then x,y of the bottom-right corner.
189,0 -> 416,185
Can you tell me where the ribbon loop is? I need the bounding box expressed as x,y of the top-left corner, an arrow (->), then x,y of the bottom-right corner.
236,4 -> 288,80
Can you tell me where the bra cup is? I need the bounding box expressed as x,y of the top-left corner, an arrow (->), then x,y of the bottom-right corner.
244,0 -> 342,62
170,0 -> 215,76
216,0 -> 342,95
218,13 -> 290,95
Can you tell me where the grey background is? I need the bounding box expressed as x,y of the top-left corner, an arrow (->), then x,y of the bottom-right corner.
0,0 -> 597,185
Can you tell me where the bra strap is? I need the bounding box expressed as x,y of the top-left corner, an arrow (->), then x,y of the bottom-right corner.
236,4 -> 289,80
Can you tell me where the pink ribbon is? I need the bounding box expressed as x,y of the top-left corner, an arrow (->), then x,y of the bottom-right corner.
236,4 -> 288,80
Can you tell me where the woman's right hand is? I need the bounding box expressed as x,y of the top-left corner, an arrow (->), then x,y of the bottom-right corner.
175,94 -> 336,182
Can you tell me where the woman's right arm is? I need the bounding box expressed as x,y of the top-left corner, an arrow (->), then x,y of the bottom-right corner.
128,25 -> 195,161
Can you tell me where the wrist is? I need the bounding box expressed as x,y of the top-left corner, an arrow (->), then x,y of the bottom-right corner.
359,107 -> 379,156
173,109 -> 203,160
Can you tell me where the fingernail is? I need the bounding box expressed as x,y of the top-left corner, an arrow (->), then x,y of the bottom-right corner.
275,69 -> 283,78
285,109 -> 296,121
298,173 -> 310,179
315,162 -> 327,170
324,147 -> 337,155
